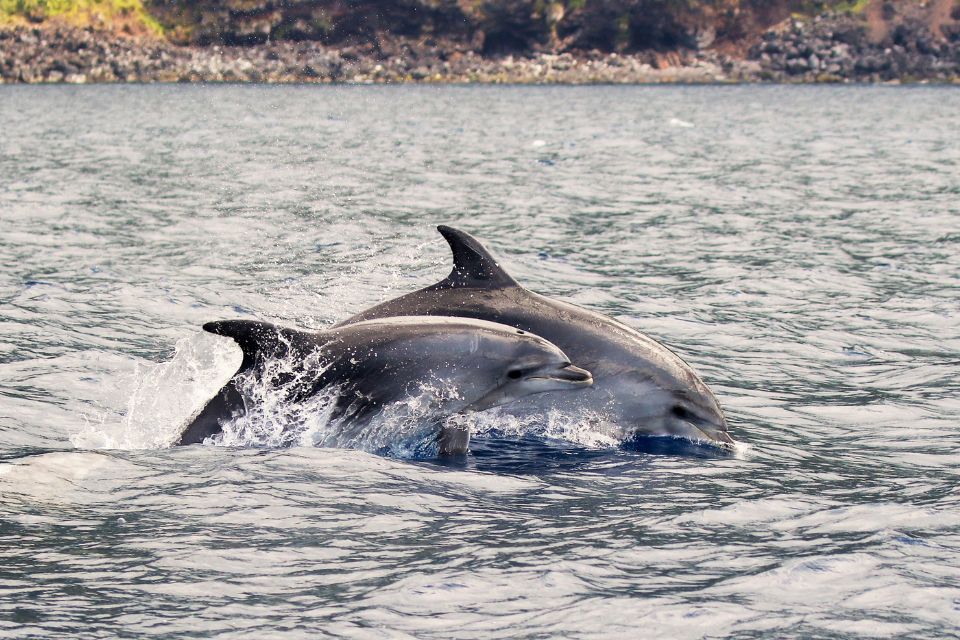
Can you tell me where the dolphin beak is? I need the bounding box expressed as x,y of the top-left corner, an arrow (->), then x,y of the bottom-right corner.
468,363 -> 594,413
534,363 -> 593,386
689,411 -> 735,447
698,425 -> 735,446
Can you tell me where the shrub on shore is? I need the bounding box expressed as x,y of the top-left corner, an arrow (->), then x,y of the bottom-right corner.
0,0 -> 162,35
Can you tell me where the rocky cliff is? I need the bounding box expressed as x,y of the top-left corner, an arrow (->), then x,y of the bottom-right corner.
1,0 -> 958,82
142,0 -> 806,52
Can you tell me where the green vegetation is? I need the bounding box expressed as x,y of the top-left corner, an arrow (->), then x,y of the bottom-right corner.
792,0 -> 871,16
834,0 -> 871,14
0,0 -> 163,34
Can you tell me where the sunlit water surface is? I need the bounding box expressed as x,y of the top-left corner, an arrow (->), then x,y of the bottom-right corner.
1,85 -> 958,638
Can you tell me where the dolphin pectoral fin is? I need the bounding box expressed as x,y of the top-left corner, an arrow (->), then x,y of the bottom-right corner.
432,226 -> 519,290
437,421 -> 470,455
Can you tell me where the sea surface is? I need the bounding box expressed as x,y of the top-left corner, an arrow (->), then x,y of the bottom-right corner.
1,85 -> 958,638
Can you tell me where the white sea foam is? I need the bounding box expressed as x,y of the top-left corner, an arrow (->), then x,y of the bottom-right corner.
222,366 -> 472,458
462,407 -> 622,449
72,334 -> 239,450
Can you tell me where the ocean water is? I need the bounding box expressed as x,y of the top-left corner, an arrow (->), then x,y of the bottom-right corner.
1,84 -> 958,638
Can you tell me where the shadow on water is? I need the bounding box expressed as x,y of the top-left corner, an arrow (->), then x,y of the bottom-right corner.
620,433 -> 735,459
424,433 -> 732,475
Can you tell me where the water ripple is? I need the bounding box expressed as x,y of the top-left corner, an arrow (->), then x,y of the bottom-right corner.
0,85 -> 958,638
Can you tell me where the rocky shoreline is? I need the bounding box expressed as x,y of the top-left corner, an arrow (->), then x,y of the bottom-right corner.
749,12 -> 960,82
1,15 -> 958,85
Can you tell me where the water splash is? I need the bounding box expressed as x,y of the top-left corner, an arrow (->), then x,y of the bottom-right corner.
72,334 -> 239,450
461,407 -> 622,449
206,349 -> 472,458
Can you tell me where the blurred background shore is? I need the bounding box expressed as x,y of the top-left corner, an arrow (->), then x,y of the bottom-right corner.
1,0 -> 958,84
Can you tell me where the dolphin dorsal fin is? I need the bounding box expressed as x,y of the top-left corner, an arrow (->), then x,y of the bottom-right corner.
203,320 -> 303,371
433,225 -> 519,289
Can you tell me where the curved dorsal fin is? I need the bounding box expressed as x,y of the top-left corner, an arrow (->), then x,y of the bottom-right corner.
431,225 -> 519,290
203,320 -> 307,371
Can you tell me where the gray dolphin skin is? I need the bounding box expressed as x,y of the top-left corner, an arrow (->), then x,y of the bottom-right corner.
177,316 -> 592,453
336,226 -> 732,446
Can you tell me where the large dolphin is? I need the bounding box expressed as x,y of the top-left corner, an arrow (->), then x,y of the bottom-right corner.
178,316 -> 592,454
336,226 -> 732,446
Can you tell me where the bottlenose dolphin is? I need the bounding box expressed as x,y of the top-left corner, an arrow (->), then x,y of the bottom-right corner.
178,316 -> 592,454
336,226 -> 731,446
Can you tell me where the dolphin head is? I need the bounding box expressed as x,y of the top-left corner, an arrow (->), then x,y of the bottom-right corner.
465,328 -> 594,412
657,388 -> 731,445
610,365 -> 731,447
342,317 -> 593,417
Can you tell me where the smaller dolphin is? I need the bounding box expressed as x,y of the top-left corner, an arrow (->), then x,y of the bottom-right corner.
177,316 -> 592,454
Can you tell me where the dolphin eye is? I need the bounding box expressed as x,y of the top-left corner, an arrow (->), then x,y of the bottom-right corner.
672,405 -> 694,421
507,369 -> 523,379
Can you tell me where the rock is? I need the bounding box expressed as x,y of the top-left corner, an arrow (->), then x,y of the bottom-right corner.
750,8 -> 959,83
1,12 -> 958,87
786,58 -> 809,75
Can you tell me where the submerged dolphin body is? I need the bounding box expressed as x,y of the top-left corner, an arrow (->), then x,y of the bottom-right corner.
336,226 -> 732,446
178,316 -> 592,454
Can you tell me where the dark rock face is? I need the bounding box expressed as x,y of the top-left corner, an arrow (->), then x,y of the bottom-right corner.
0,24 -> 737,85
148,0 -> 471,47
146,0 -> 796,53
140,0 -> 959,84
748,10 -> 960,82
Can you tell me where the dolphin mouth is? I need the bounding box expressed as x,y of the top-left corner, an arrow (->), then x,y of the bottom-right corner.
693,423 -> 735,447
466,364 -> 593,413
671,403 -> 734,447
529,364 -> 593,386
